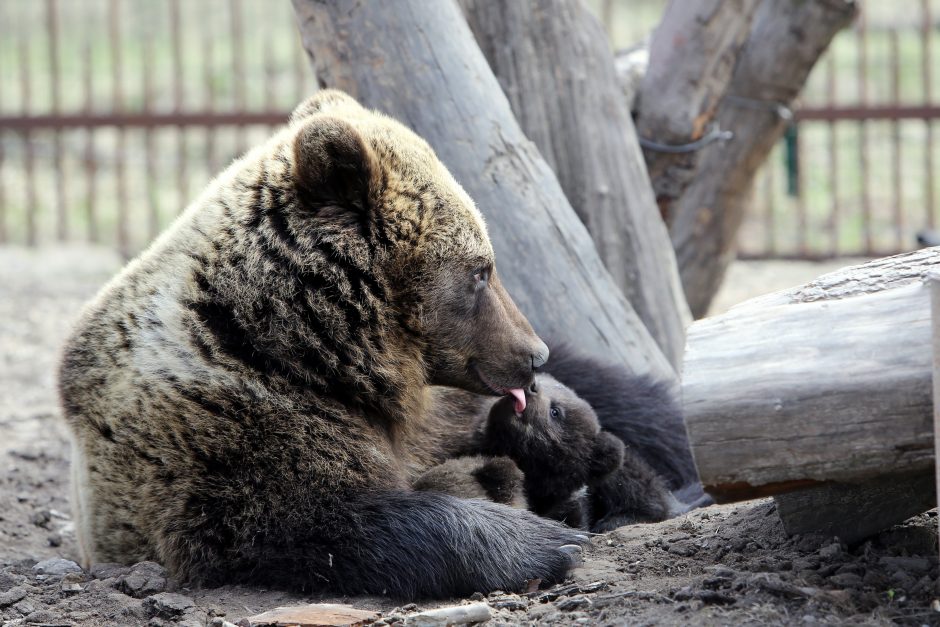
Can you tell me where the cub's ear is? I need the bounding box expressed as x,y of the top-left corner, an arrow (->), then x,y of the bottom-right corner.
293,116 -> 377,209
289,89 -> 363,124
587,432 -> 625,483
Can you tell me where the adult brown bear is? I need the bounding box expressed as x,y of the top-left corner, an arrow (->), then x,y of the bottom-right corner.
58,91 -> 584,598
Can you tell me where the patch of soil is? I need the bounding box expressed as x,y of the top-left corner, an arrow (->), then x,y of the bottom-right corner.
1,246 -> 938,626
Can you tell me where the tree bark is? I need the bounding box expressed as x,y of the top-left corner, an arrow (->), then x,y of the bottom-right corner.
459,0 -> 690,368
636,0 -> 759,223
667,0 -> 858,318
291,0 -> 675,381
682,250 -> 938,503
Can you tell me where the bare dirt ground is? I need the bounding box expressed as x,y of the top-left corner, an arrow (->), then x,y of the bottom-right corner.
1,245 -> 938,626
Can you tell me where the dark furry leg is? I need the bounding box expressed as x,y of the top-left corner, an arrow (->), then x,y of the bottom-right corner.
588,448 -> 675,533
248,490 -> 587,599
541,493 -> 590,530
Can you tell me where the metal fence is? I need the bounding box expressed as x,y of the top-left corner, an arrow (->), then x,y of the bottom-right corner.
1,0 -> 939,260
0,0 -> 316,257
740,3 -> 940,259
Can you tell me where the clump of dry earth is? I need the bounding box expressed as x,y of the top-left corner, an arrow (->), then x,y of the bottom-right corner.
2,246 -> 937,626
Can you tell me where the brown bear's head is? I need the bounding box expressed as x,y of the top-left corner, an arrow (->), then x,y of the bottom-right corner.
289,91 -> 548,400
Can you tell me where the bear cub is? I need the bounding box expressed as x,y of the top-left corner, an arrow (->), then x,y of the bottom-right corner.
417,373 -> 679,531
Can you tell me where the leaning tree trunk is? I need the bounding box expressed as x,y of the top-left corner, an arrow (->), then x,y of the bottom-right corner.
291,0 -> 675,381
460,0 -> 690,368
666,0 -> 858,317
636,0 -> 760,224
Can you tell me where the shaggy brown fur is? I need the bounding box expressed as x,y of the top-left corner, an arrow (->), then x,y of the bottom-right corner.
58,91 -> 582,599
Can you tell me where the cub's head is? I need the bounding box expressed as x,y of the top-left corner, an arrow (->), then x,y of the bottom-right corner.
482,374 -> 625,501
287,91 -> 548,397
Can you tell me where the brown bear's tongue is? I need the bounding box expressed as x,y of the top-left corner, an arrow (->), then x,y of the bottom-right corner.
508,388 -> 526,414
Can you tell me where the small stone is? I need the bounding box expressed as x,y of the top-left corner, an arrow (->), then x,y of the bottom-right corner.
119,562 -> 168,599
33,557 -> 83,577
25,609 -> 61,623
401,603 -> 417,611
579,580 -> 608,594
818,543 -> 841,560
863,570 -> 889,588
144,592 -> 196,618
879,556 -> 930,575
30,509 -> 52,528
490,598 -> 528,611
556,595 -> 592,611
0,586 -> 27,608
696,590 -> 735,606
47,532 -> 63,547
90,562 -> 131,579
828,573 -> 862,588
668,542 -> 694,557
61,581 -> 83,593
704,565 -> 735,579
672,587 -> 694,601
13,599 -> 36,615
469,591 -> 484,601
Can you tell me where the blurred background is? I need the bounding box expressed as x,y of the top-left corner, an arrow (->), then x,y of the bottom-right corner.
0,0 -> 938,261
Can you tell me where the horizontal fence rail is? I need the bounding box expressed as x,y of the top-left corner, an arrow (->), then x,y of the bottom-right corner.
0,0 -> 939,261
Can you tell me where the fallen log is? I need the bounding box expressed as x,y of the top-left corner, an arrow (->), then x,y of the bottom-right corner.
683,249 -> 939,503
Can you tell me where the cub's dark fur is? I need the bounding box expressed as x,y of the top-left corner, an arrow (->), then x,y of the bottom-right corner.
540,342 -> 708,505
58,91 -> 584,599
419,374 -> 681,531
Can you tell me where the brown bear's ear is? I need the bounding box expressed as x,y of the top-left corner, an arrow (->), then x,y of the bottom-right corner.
289,89 -> 363,124
587,432 -> 625,484
292,116 -> 376,210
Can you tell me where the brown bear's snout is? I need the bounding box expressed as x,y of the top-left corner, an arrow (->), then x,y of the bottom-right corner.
531,339 -> 549,370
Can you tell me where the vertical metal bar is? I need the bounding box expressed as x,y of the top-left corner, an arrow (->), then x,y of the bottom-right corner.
890,28 -> 904,252
230,0 -> 246,154
46,0 -> 67,241
923,0 -> 935,229
203,21 -> 216,175
83,39 -> 97,243
0,142 -> 5,244
796,123 -> 807,257
293,9 -> 307,105
170,0 -> 188,214
826,51 -> 839,256
142,17 -> 159,242
109,0 -> 128,257
0,1 -> 8,242
857,12 -> 871,254
264,9 -> 276,114
764,160 -> 776,257
19,23 -> 37,246
601,0 -> 614,42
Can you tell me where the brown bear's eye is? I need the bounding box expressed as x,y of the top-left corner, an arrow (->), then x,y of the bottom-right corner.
549,406 -> 562,420
473,266 -> 490,289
